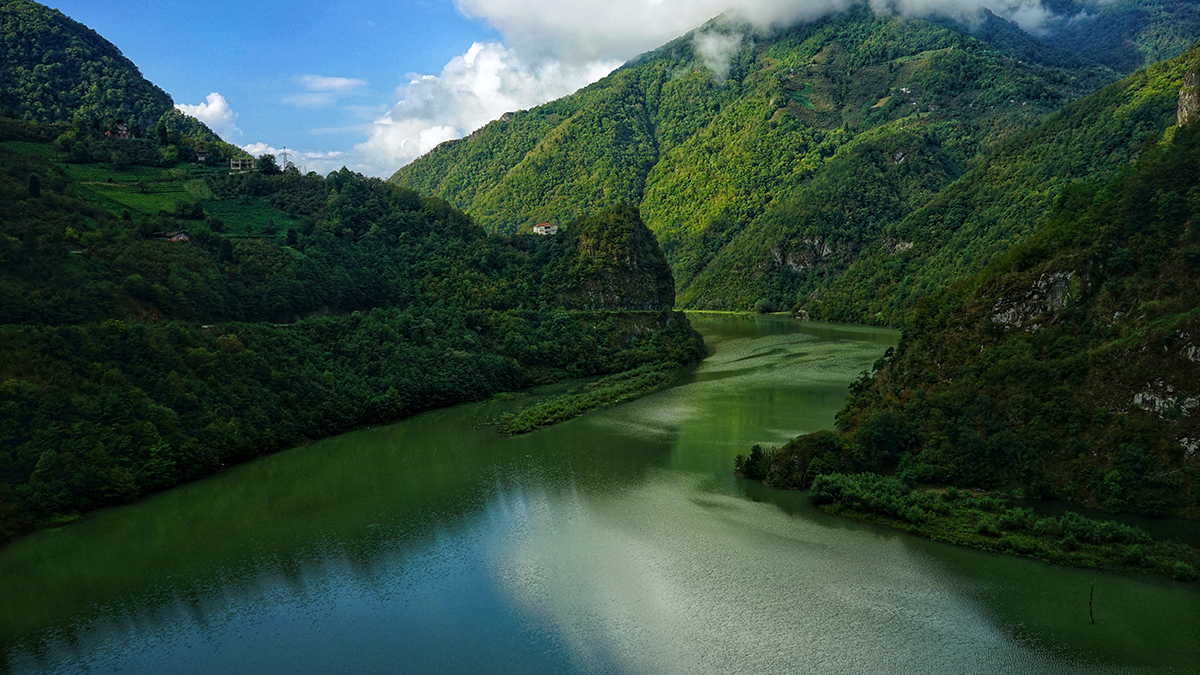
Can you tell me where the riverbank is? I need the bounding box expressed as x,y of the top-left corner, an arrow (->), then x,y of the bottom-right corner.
807,472 -> 1200,582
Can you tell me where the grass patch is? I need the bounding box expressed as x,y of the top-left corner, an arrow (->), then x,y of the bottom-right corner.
202,196 -> 299,236
35,511 -> 83,529
787,82 -> 815,109
501,362 -> 680,434
0,140 -> 59,159
62,163 -> 216,215
64,163 -> 166,182
74,181 -> 189,214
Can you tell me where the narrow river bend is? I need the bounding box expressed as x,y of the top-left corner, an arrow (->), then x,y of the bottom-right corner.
2,314 -> 1197,674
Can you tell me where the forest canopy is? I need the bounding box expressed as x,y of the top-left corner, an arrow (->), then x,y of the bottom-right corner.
0,117 -> 703,545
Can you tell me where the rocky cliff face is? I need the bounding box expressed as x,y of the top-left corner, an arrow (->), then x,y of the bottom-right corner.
989,271 -> 1078,330
1180,68 -> 1200,126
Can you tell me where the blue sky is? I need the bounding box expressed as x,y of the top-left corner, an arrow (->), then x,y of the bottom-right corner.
45,0 -> 506,174
42,1 -> 1061,176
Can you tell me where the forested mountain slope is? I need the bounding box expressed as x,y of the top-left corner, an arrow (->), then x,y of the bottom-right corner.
392,5 -> 1112,237
673,124 -> 961,310
392,0 -> 1200,317
1046,0 -> 1200,73
0,0 -> 170,129
0,3 -> 706,546
762,100 -> 1200,519
0,0 -> 241,164
801,43 -> 1200,324
0,122 -> 703,545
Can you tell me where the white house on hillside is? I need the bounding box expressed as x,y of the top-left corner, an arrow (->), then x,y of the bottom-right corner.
533,223 -> 558,235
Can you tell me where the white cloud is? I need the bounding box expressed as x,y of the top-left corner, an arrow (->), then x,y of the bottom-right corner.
284,92 -> 337,108
355,120 -> 461,172
350,0 -> 1068,175
693,29 -> 745,82
452,0 -> 874,64
355,42 -> 618,174
175,92 -> 240,140
296,75 -> 367,92
242,142 -> 279,157
284,75 -> 369,108
458,0 -> 1062,57
868,0 -> 1059,33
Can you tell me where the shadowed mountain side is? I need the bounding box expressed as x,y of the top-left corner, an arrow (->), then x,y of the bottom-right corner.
765,111 -> 1200,520
545,205 -> 676,311
800,43 -> 1200,325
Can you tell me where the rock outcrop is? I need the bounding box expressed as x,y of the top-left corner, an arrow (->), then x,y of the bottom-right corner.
989,271 -> 1077,330
1179,68 -> 1200,127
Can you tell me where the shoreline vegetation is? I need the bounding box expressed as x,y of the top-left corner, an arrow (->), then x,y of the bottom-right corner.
737,459 -> 1200,581
500,361 -> 683,434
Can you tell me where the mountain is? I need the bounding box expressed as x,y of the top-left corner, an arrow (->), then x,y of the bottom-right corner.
0,125 -> 704,545
0,0 -> 171,130
796,42 -> 1200,324
393,5 -> 1111,242
0,0 -> 240,163
757,60 -> 1200,518
392,0 -> 1200,318
0,2 -> 704,545
1046,0 -> 1200,73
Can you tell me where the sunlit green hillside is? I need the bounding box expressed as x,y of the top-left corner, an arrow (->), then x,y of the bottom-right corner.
393,0 -> 1200,318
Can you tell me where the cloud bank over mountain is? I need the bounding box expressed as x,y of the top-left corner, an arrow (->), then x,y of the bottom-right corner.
342,0 -> 1069,175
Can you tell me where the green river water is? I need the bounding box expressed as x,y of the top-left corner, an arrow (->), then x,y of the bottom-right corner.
1,314 -> 1197,674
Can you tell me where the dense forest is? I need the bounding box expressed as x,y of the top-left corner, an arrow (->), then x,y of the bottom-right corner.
0,112 -> 703,545
393,0 -> 1200,320
0,0 -> 169,129
742,95 -> 1200,523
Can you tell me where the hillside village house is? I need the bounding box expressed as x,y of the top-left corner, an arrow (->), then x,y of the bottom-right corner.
151,230 -> 190,243
533,223 -> 558,235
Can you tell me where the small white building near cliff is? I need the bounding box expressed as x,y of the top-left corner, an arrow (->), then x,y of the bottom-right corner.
533,223 -> 558,235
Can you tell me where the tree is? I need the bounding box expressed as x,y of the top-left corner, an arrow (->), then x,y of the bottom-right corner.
26,174 -> 40,198
256,154 -> 282,176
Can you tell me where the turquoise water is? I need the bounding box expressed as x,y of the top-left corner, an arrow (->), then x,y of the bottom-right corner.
2,314 -> 1197,674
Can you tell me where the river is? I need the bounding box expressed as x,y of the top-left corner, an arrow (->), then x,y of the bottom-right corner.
1,313 -> 1197,674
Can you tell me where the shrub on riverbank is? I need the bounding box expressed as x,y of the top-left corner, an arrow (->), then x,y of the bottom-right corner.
809,472 -> 1200,581
734,430 -> 853,488
501,361 -> 682,434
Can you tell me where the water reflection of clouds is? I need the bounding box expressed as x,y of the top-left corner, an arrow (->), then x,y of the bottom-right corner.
482,473 -> 1123,675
